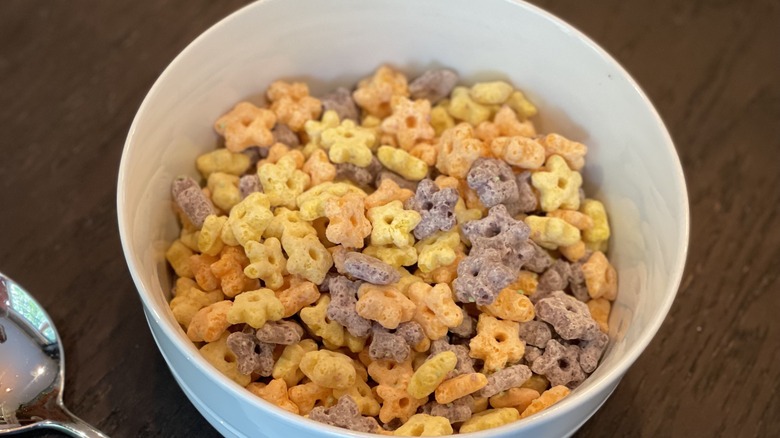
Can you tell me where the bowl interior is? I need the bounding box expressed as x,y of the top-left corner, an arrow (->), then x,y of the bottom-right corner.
118,0 -> 688,434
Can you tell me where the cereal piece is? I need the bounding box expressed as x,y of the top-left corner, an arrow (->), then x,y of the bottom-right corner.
479,364 -> 532,398
587,298 -> 611,333
377,145 -> 429,181
407,283 -> 454,341
301,294 -> 366,352
490,136 -> 545,170
166,240 -> 194,278
535,259 -> 573,298
521,374 -> 550,394
247,379 -> 299,414
524,345 -> 543,363
475,105 -> 537,145
469,314 -> 524,373
196,148 -> 251,178
518,321 -> 553,348
321,87 -> 359,121
214,102 -> 276,152
275,277 -> 321,317
380,96 -> 435,151
365,178 -> 415,209
289,381 -> 335,415
560,240 -> 588,262
238,174 -> 262,199
435,372 -> 488,404
169,278 -> 224,328
342,252 -> 401,285
531,339 -> 586,387
514,171 -> 539,213
199,333 -> 252,386
519,385 -> 570,418
416,249 -> 464,286
297,181 -> 367,221
447,87 -> 492,126
258,154 -> 311,209
538,133 -> 587,171
367,200 -> 421,249
407,351 -> 458,398
408,69 -> 458,104
453,248 -> 516,305
581,250 -> 617,300
394,413 -> 453,436
376,385 -> 427,424
284,234 -> 333,285
466,157 -> 521,213
224,192 -> 274,247
264,208 -> 317,242
435,123 -> 488,179
489,387 -> 539,411
243,237 -> 287,290
421,283 -> 463,328
255,320 -> 304,345
547,209 -> 594,231
226,330 -> 275,376
536,291 -> 599,340
356,284 -> 415,330
363,244 -> 418,268
309,395 -> 380,433
531,155 -> 582,212
269,124 -> 299,148
581,199 -> 611,250
327,275 -> 372,337
323,193 -> 371,249
197,215 -> 226,256
368,357 -> 414,387
171,176 -> 215,228
226,288 -> 284,329
211,246 -> 259,298
426,394 -> 474,423
335,156 -> 382,189
273,339 -> 318,387
186,300 -> 232,343
189,253 -> 220,291
430,338 -> 476,377
266,81 -> 321,132
333,378 -> 380,416
300,350 -> 357,390
470,81 -> 513,105
524,215 -> 581,250
303,149 -> 336,186
396,321 -> 427,348
430,103 -> 455,137
375,170 -> 419,192
408,141 -> 438,167
321,119 -> 376,167
459,408 -> 519,433
353,66 -> 409,118
449,309 -> 476,338
206,172 -> 241,212
405,179 -> 459,240
523,241 -> 553,273
505,90 -> 538,120
369,325 -> 411,363
579,330 -> 609,373
415,230 -> 460,273
479,288 -> 535,323
460,203 -> 531,260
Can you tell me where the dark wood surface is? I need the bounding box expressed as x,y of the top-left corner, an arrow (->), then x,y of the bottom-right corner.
1,1 -> 778,437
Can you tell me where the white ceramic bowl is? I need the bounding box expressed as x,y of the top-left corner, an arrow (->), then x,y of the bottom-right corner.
117,0 -> 689,436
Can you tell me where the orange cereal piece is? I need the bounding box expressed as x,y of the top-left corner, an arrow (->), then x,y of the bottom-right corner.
247,378 -> 300,414
435,123 -> 488,179
547,209 -> 594,230
469,314 -> 525,373
588,297 -> 611,333
409,142 -> 438,167
288,381 -> 335,415
519,385 -> 570,419
475,105 -> 536,145
581,251 -> 618,300
368,358 -> 414,388
407,282 -> 456,341
489,387 -> 540,411
434,372 -> 488,405
211,245 -> 260,298
489,136 -> 546,170
353,66 -> 409,118
364,178 -> 415,209
479,288 -> 535,323
507,270 -> 539,296
189,253 -> 220,291
324,192 -> 372,249
375,385 -> 427,424
559,240 -> 587,262
257,143 -> 290,166
186,300 -> 232,343
267,80 -> 322,132
214,102 -> 276,152
380,96 -> 435,151
275,277 -> 321,317
303,149 -> 336,186
355,284 -> 416,329
539,133 -> 588,171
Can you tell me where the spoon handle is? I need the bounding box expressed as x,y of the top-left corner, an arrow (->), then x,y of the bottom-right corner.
45,408 -> 109,438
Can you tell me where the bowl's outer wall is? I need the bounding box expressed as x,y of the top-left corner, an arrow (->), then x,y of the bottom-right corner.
118,0 -> 688,436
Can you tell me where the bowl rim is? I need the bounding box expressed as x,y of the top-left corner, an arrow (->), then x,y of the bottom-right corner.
117,0 -> 690,436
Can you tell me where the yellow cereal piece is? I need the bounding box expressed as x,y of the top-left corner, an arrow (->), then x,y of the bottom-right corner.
430,102 -> 455,136
473,396 -> 490,414
283,233 -> 333,285
581,198 -> 611,248
272,339 -> 318,387
297,181 -> 367,221
166,240 -> 194,278
323,120 -> 375,167
531,155 -> 582,212
581,251 -> 618,300
519,385 -> 570,419
505,90 -> 538,120
489,387 -> 540,411
197,215 -> 227,256
479,288 -> 535,323
179,227 -> 200,251
367,200 -> 421,248
226,288 -> 284,328
407,351 -> 458,399
224,192 -> 273,247
364,242 -> 419,266
393,414 -> 453,436
275,277 -> 321,317
377,145 -> 429,181
243,237 -> 287,290
539,133 -> 587,171
364,178 -> 415,209
186,300 -> 232,343
302,149 -> 336,186
521,374 -> 550,394
299,350 -> 356,390
355,284 -> 416,329
353,65 -> 409,118
469,314 -> 524,373
414,229 -> 460,273
588,297 -> 611,333
247,379 -> 300,414
490,136 -> 546,170
214,102 -> 276,152
169,278 -> 224,329
199,333 -> 251,386
415,250 -> 464,285
196,148 -> 251,178
324,192 -> 372,249
524,215 -> 581,250
304,110 -> 341,148
206,172 -> 241,212
470,81 -> 514,105
447,86 -> 493,126
459,407 -> 519,433
266,80 -> 322,132
257,154 -> 311,209
333,378 -> 380,416
435,122 -> 488,179
380,96 -> 435,151
263,207 -> 316,240
435,373 -> 488,405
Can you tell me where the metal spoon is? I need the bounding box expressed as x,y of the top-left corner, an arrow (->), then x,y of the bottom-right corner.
0,272 -> 109,437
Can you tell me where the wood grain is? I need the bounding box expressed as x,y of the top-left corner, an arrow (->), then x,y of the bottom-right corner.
0,0 -> 777,437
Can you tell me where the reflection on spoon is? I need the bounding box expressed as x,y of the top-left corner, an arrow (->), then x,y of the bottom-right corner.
0,272 -> 109,437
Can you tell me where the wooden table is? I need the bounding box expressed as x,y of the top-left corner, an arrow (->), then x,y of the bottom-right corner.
1,1 -> 778,436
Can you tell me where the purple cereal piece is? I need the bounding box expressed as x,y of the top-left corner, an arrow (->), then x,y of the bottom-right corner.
308,395 -> 380,433
536,292 -> 599,341
536,259 -> 573,296
271,123 -> 300,147
461,204 -> 530,251
568,262 -> 590,302
369,325 -> 411,363
501,241 -> 536,272
375,170 -> 419,192
523,241 -> 553,274
518,321 -> 553,348
428,395 -> 474,423
321,87 -> 360,122
578,331 -> 609,373
531,339 -> 586,388
326,276 -> 372,337
242,146 -> 269,167
479,364 -> 532,398
336,156 -> 382,188
255,320 -> 304,345
449,309 -> 476,338
514,171 -> 539,213
342,252 -> 401,285
239,174 -> 262,199
453,247 -> 516,305
466,158 -> 522,214
409,69 -> 459,104
226,331 -> 274,376
430,338 -> 476,377
405,179 -> 459,240
524,345 -> 543,364
395,321 -> 426,347
171,176 -> 216,228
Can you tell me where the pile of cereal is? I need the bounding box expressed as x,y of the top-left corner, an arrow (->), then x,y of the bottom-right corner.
165,66 -> 617,435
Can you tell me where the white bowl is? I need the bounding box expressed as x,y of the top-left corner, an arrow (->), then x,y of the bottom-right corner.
117,0 -> 689,436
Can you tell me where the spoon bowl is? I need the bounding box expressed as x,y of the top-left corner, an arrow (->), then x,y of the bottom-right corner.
0,273 -> 108,437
